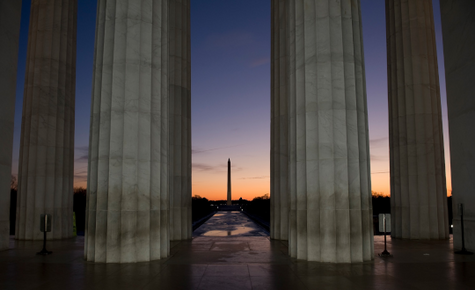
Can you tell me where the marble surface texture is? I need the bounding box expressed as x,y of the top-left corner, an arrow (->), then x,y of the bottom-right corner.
386,0 -> 449,240
270,0 -> 289,241
86,0 -> 170,263
0,0 -> 22,250
16,0 -> 77,241
169,0 -> 191,241
286,0 -> 374,262
440,0 -> 475,251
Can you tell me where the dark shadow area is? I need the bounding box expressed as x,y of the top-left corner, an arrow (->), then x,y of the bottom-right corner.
372,194 -> 391,215
192,196 -> 216,222
73,187 -> 87,236
448,195 -> 453,233
372,194 -> 391,235
371,195 -> 453,235
242,195 -> 270,223
10,188 -> 17,235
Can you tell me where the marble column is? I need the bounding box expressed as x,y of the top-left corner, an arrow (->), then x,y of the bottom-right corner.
16,0 -> 77,241
440,0 -> 475,251
287,0 -> 373,262
386,0 -> 449,240
0,0 -> 22,250
270,0 -> 289,241
169,0 -> 191,241
85,0 -> 170,263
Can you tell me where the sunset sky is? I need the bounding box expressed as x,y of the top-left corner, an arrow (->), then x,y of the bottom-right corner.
11,0 -> 451,201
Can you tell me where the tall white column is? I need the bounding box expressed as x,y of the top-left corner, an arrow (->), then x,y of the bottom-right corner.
0,0 -> 22,250
386,0 -> 449,240
169,0 -> 191,241
270,0 -> 289,241
440,0 -> 475,251
85,0 -> 170,263
287,0 -> 373,263
16,0 -> 77,241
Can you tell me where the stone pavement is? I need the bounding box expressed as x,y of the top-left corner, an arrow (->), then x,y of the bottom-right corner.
1,211 -> 475,289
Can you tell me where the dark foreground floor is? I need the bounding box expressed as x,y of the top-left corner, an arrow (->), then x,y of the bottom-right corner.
1,211 -> 475,290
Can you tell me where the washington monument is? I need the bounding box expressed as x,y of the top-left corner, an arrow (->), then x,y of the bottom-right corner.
227,158 -> 232,205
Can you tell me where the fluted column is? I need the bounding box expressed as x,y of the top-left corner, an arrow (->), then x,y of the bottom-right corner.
0,0 -> 22,249
85,0 -> 170,263
169,0 -> 191,241
287,0 -> 373,263
270,0 -> 289,241
386,0 -> 449,240
16,0 -> 77,241
440,0 -> 475,251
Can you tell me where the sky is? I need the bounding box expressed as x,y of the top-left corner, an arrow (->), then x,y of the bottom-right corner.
11,0 -> 451,201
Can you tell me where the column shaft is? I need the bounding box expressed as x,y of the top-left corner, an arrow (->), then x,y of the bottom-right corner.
440,0 -> 475,251
86,0 -> 170,263
0,0 -> 22,249
287,0 -> 373,263
270,0 -> 289,241
169,0 -> 191,241
386,0 -> 449,239
16,0 -> 77,240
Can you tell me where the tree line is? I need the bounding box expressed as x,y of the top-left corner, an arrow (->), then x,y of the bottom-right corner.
8,176 -> 453,236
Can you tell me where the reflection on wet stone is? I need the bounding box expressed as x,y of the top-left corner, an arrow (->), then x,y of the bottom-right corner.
193,211 -> 268,237
2,216 -> 475,289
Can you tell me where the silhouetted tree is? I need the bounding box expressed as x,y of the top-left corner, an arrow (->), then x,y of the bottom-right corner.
253,193 -> 269,200
192,195 -> 215,222
242,194 -> 270,222
371,191 -> 391,215
73,187 -> 87,235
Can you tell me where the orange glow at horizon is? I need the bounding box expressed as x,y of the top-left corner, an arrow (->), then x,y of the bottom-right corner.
192,180 -> 269,201
73,162 -> 453,199
192,157 -> 270,201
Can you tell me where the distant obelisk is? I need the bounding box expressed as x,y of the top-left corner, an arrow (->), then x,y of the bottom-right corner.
227,158 -> 232,205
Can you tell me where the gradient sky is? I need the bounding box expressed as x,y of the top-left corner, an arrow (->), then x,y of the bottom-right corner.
11,0 -> 451,201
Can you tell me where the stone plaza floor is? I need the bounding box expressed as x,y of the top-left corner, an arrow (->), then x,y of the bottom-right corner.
1,211 -> 475,289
